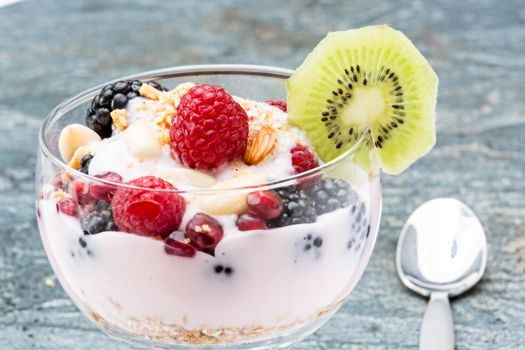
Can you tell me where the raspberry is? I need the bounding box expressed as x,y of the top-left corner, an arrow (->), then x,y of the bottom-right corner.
51,174 -> 64,190
164,237 -> 196,258
265,100 -> 287,112
185,213 -> 223,250
70,181 -> 95,206
111,176 -> 185,238
236,213 -> 268,231
89,172 -> 122,202
246,190 -> 283,220
169,84 -> 249,170
56,198 -> 78,217
291,144 -> 319,174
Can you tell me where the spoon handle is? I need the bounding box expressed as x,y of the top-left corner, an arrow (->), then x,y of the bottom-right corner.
419,292 -> 454,350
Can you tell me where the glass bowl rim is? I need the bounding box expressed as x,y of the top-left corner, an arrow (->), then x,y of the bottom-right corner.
39,64 -> 372,194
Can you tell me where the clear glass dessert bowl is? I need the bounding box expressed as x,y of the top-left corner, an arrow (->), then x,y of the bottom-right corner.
35,65 -> 382,349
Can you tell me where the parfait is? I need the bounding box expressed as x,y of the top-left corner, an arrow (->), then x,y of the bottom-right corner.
36,25 -> 437,348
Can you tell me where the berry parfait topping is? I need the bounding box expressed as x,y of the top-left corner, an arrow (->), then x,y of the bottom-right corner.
36,25 -> 437,349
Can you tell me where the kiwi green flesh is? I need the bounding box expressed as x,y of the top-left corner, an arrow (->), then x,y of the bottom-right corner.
287,25 -> 438,175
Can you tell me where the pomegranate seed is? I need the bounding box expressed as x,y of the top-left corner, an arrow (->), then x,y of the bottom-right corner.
246,190 -> 283,220
51,174 -> 64,190
236,213 -> 268,231
185,213 -> 224,250
89,172 -> 122,202
164,237 -> 196,257
71,181 -> 94,206
56,198 -> 79,217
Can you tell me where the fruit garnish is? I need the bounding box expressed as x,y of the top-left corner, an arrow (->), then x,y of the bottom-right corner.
86,80 -> 167,138
290,144 -> 319,174
111,176 -> 185,238
56,198 -> 78,217
307,178 -> 357,215
287,25 -> 438,175
89,172 -> 123,202
243,125 -> 277,165
164,237 -> 196,257
169,84 -> 249,170
58,124 -> 101,164
236,213 -> 268,231
267,186 -> 317,228
246,190 -> 283,220
185,213 -> 224,250
265,100 -> 287,112
70,180 -> 95,207
78,154 -> 93,174
81,201 -> 118,235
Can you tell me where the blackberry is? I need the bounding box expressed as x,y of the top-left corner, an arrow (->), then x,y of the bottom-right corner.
81,201 -> 117,235
78,154 -> 93,174
86,80 -> 167,138
308,178 -> 358,215
268,186 -> 316,228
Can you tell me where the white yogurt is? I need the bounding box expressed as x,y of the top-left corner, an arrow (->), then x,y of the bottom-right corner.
37,176 -> 380,330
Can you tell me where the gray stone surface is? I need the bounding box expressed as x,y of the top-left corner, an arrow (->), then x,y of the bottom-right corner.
1,0 -> 524,348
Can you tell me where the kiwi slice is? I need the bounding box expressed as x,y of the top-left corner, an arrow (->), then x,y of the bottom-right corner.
287,25 -> 438,175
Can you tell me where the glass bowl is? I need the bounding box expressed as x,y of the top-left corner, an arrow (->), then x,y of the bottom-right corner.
35,65 -> 382,349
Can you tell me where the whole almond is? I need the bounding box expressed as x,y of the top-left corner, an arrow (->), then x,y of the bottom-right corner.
193,173 -> 268,215
243,126 -> 277,165
58,124 -> 101,163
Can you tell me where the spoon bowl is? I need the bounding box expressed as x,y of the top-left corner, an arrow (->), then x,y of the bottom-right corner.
396,198 -> 487,350
396,197 -> 487,297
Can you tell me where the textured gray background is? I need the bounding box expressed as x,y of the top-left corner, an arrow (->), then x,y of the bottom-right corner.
1,0 -> 524,349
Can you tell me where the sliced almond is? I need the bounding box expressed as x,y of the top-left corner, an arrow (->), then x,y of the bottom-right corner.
156,168 -> 217,188
193,173 -> 268,215
160,129 -> 171,145
243,126 -> 277,165
67,145 -> 91,170
58,124 -> 101,163
139,83 -> 162,101
167,82 -> 196,107
124,120 -> 163,161
153,100 -> 176,129
49,189 -> 70,202
110,109 -> 129,131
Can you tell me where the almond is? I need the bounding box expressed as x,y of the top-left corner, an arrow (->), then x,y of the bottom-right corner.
49,189 -> 70,202
193,173 -> 268,215
243,126 -> 277,165
156,168 -> 217,188
58,124 -> 101,163
110,109 -> 128,131
167,82 -> 196,107
67,145 -> 91,170
139,83 -> 162,101
124,120 -> 163,161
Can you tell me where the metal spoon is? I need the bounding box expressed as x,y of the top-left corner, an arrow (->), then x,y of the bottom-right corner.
396,198 -> 487,350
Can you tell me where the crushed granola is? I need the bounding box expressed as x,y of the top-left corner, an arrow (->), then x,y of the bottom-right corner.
110,109 -> 129,131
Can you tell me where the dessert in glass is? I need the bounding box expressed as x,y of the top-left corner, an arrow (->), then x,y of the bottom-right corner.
35,25 -> 437,349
